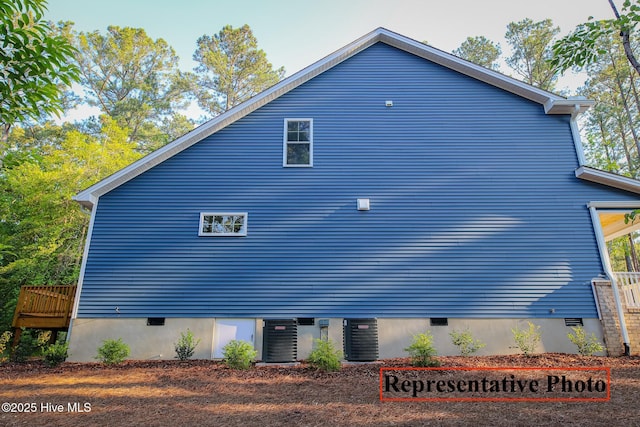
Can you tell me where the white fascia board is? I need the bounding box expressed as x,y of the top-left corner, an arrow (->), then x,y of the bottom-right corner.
576,166 -> 640,195
74,27 -> 593,208
544,98 -> 595,115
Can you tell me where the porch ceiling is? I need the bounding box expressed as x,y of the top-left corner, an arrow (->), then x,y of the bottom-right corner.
600,211 -> 640,241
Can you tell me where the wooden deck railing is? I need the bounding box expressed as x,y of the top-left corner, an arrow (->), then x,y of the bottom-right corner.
11,285 -> 77,330
614,272 -> 640,309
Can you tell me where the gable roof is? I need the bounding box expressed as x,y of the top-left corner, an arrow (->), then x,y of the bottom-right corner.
74,27 -> 596,209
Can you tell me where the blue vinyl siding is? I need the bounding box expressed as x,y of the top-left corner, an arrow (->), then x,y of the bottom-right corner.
78,42 -> 637,318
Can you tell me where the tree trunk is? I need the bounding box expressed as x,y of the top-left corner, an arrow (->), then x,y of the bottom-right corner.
629,71 -> 640,112
598,117 -> 617,172
628,233 -> 639,272
1,123 -> 11,167
616,115 -> 635,174
609,50 -> 640,160
609,0 -> 640,76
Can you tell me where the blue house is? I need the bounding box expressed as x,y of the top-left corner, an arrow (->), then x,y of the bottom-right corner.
68,28 -> 640,361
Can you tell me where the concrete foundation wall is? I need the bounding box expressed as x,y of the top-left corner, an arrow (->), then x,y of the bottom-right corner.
68,318 -> 216,362
67,317 -> 605,362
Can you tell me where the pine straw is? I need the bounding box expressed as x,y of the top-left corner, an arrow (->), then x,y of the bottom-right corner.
1,353 -> 639,426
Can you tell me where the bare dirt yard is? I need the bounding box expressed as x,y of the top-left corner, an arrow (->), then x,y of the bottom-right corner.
1,353 -> 639,427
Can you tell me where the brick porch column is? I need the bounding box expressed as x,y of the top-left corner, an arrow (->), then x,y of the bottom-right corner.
592,279 -> 625,356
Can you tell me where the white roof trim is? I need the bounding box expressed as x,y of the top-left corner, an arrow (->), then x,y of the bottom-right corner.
74,27 -> 594,209
576,166 -> 640,196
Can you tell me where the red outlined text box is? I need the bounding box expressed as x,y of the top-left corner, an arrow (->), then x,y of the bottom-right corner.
380,366 -> 611,402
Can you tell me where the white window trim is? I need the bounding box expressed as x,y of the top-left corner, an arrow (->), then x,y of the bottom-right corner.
283,118 -> 313,167
199,212 -> 248,237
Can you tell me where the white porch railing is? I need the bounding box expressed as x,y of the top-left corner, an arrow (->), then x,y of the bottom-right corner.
613,272 -> 640,309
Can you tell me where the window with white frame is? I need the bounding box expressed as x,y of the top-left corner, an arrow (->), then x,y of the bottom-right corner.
284,118 -> 313,166
199,213 -> 247,236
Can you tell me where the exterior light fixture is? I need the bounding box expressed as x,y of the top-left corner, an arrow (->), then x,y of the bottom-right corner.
357,198 -> 370,211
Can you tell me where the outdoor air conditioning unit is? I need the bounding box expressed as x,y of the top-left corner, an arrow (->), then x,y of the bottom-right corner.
343,318 -> 378,362
262,319 -> 298,363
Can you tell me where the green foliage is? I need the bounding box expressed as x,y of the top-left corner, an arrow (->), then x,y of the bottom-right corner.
0,119 -> 142,329
452,36 -> 502,70
307,339 -> 342,372
0,0 -> 79,139
69,24 -> 194,151
505,18 -> 561,91
193,24 -> 285,116
11,329 -> 42,362
511,322 -> 541,356
576,28 -> 640,179
625,210 -> 640,225
551,0 -> 640,74
551,20 -> 611,73
174,329 -> 201,361
0,330 -> 12,363
567,326 -> 605,356
222,340 -> 257,369
95,338 -> 130,365
450,328 -> 486,356
43,340 -> 69,367
404,332 -> 440,367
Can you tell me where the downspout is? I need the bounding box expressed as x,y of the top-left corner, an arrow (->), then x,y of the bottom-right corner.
589,205 -> 632,356
569,111 -> 587,167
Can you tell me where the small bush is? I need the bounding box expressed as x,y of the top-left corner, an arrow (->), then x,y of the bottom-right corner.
0,331 -> 12,363
174,329 -> 201,361
511,322 -> 541,356
405,331 -> 440,367
95,338 -> 130,365
568,326 -> 605,356
307,339 -> 342,372
450,328 -> 486,356
222,340 -> 257,369
37,330 -> 52,347
11,329 -> 42,362
43,341 -> 69,367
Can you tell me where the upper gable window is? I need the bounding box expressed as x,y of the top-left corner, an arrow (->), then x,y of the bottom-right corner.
199,213 -> 247,237
284,118 -> 313,167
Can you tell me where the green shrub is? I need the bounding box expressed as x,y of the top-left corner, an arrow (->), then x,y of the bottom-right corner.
405,331 -> 440,367
95,338 -> 130,365
222,340 -> 257,369
307,339 -> 342,372
0,331 -> 12,363
11,329 -> 42,362
174,329 -> 201,361
37,330 -> 52,347
450,328 -> 486,356
567,326 -> 605,356
43,341 -> 69,367
511,322 -> 541,356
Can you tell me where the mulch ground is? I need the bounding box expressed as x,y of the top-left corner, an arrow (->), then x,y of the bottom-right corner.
1,353 -> 639,426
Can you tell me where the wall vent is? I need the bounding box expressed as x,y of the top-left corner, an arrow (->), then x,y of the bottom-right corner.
262,319 -> 298,363
146,318 -> 165,326
343,318 -> 378,361
564,318 -> 584,327
430,318 -> 448,326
